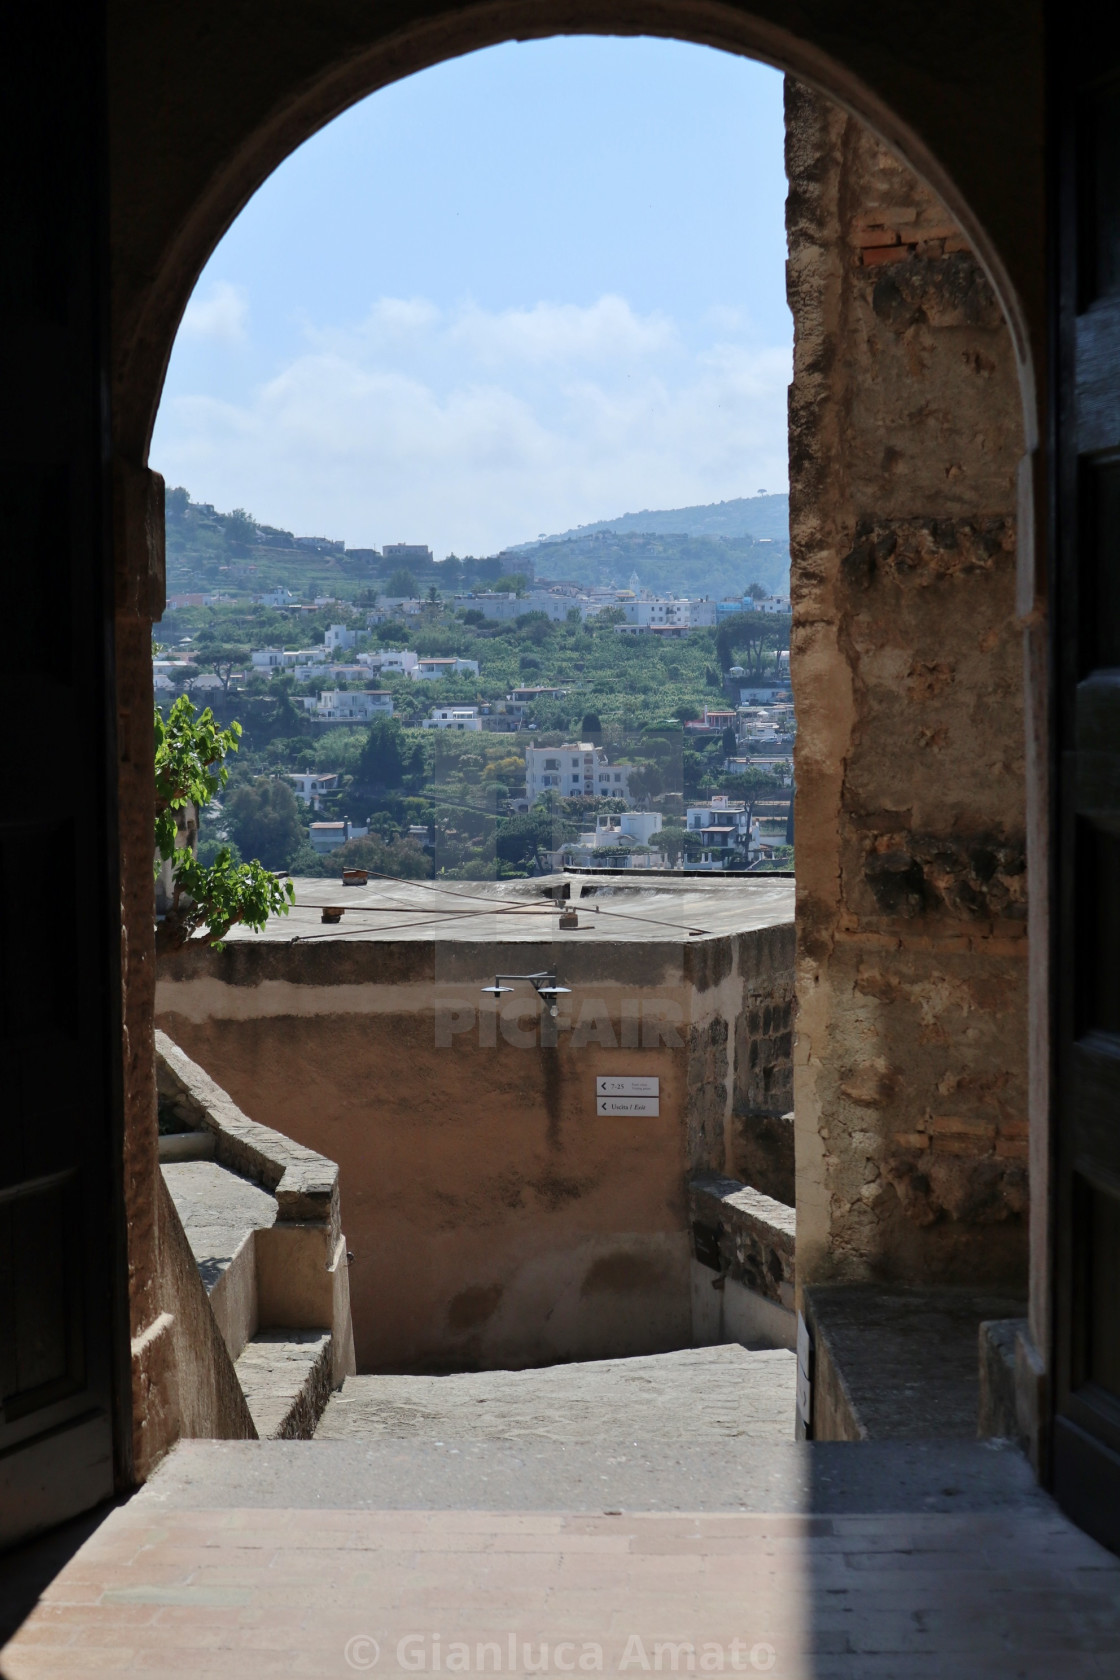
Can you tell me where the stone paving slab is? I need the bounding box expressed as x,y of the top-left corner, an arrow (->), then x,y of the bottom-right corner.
316,1345 -> 797,1445
3,1478 -> 1118,1680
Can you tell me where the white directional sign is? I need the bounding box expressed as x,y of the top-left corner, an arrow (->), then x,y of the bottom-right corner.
596,1076 -> 659,1117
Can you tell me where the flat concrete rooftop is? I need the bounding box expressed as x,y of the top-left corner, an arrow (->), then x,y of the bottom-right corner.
218,871 -> 795,946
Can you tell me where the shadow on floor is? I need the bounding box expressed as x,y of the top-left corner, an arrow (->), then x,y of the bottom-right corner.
0,1498 -> 125,1647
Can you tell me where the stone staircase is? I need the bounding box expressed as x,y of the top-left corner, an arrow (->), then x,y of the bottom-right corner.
156,1032 -> 356,1441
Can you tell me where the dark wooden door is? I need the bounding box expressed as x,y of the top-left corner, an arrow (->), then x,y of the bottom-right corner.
0,4 -> 125,1544
1052,11 -> 1120,1549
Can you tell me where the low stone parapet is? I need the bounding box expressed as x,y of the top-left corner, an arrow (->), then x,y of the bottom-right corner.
155,1030 -> 356,1388
689,1172 -> 796,1310
157,1029 -> 339,1239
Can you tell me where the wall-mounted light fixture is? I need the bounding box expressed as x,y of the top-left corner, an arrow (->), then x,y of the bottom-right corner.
481,971 -> 572,1019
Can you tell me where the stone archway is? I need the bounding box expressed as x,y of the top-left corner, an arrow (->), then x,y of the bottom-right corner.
108,0 -> 1048,1473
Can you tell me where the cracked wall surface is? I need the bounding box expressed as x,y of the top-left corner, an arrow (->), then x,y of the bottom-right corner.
785,80 -> 1028,1289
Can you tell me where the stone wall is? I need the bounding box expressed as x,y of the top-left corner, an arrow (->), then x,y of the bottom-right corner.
155,906 -> 793,1373
785,80 -> 1029,1289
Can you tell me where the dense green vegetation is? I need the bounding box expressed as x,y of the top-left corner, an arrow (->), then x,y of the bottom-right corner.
159,490 -> 794,883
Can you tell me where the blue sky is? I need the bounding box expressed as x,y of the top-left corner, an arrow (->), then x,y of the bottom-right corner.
151,38 -> 790,557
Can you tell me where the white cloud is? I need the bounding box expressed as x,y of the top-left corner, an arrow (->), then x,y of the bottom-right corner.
153,294 -> 789,554
448,296 -> 678,366
179,281 -> 249,344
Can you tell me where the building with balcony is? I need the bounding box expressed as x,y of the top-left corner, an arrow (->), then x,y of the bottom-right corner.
411,656 -> 480,680
422,705 -> 483,731
287,771 -> 339,808
525,742 -> 631,801
685,796 -> 763,868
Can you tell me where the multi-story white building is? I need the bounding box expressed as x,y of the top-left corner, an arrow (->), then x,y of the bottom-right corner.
559,811 -> 664,869
422,706 -> 483,731
324,624 -> 357,652
685,796 -> 762,868
310,689 -> 393,722
411,656 -> 480,680
366,649 -> 418,676
617,597 -> 718,631
525,743 -> 631,801
287,771 -> 339,808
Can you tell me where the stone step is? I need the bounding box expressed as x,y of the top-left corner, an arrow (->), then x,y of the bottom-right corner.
234,1330 -> 334,1440
316,1343 -> 796,1444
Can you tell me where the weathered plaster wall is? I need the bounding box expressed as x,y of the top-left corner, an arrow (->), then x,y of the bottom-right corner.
786,80 -> 1029,1289
155,922 -> 792,1372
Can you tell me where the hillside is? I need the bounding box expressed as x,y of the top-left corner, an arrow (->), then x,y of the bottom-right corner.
513,492 -> 790,546
163,486 -> 790,604
503,495 -> 790,599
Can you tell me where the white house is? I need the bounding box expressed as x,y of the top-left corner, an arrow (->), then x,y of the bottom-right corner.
371,649 -> 419,676
618,596 -> 717,631
684,796 -> 762,868
411,656 -> 480,680
455,590 -> 583,623
309,818 -> 368,855
324,624 -> 357,652
287,771 -> 339,808
525,743 -> 631,801
251,647 -> 287,670
254,587 -> 294,607
312,689 -> 394,722
560,811 -> 664,868
422,706 -> 483,731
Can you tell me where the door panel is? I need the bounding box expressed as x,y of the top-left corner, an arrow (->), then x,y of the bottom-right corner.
0,5 -> 124,1544
1053,15 -> 1120,1548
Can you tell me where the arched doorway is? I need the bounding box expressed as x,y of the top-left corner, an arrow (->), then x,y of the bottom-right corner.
6,0 -> 1070,1560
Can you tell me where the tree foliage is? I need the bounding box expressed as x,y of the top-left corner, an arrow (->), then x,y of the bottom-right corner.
357,716 -> 408,788
195,640 -> 250,690
154,695 -> 293,954
714,613 -> 786,678
386,568 -> 418,598
655,825 -> 690,867
224,777 -> 304,869
495,809 -> 554,868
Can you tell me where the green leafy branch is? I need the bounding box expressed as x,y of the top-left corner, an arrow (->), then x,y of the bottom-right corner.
155,694 -> 294,953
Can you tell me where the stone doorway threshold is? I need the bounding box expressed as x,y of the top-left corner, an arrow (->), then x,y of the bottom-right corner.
3,1344 -> 1119,1678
